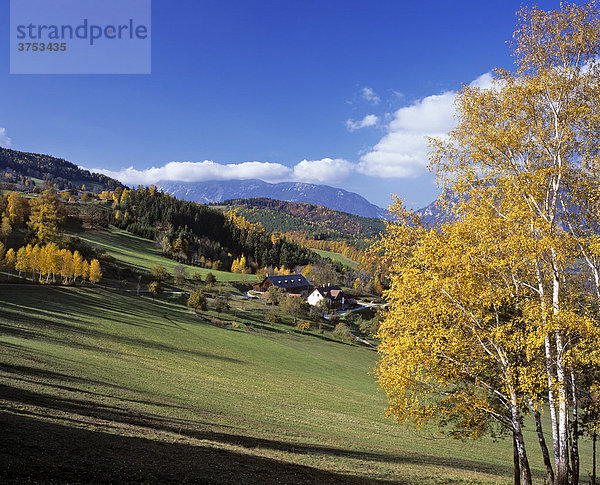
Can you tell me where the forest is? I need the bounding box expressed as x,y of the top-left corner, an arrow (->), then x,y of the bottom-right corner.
220,197 -> 385,239
111,186 -> 328,273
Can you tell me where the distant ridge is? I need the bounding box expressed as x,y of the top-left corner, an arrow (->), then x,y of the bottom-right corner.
0,146 -> 124,191
156,179 -> 389,219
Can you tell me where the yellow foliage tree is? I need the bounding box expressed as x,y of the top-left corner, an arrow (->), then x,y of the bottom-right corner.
378,4 -> 600,484
27,189 -> 63,244
5,191 -> 28,226
0,216 -> 11,244
61,249 -> 74,283
72,251 -> 84,282
3,248 -> 15,277
6,242 -> 99,285
89,259 -> 102,284
230,254 -> 247,274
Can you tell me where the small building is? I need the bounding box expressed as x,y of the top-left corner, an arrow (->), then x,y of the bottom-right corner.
307,284 -> 345,309
253,274 -> 311,295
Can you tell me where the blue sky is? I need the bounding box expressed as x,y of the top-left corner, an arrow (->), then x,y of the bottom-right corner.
0,0 -> 575,208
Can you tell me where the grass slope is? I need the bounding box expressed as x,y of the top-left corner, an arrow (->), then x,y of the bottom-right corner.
77,225 -> 258,283
1,285 -> 521,484
0,229 -> 594,484
313,249 -> 359,269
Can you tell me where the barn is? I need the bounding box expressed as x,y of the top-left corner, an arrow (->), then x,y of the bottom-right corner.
253,274 -> 311,295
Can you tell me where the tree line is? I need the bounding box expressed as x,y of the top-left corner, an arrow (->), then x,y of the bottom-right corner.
1,242 -> 102,284
222,197 -> 385,238
0,189 -> 102,285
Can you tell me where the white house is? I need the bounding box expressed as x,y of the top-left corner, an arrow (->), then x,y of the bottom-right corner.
307,284 -> 345,309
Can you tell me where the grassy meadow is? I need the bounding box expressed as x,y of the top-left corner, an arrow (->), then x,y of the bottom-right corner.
76,225 -> 258,283
0,226 -> 595,484
312,249 -> 359,269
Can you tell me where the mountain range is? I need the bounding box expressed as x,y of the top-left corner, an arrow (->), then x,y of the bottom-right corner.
155,179 -> 389,219
0,146 -> 446,221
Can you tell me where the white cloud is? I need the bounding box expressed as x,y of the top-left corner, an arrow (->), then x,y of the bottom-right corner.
88,73 -> 496,187
361,87 -> 380,105
346,114 -> 378,131
358,72 -> 492,178
90,160 -> 292,186
0,128 -> 12,147
469,72 -> 494,89
89,157 -> 353,187
292,158 -> 352,183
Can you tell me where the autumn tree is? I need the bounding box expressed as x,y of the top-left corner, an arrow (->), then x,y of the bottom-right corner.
151,264 -> 170,283
72,251 -> 85,283
187,289 -> 207,312
315,298 -> 329,316
148,281 -> 161,299
332,322 -> 352,343
231,254 -> 251,274
81,203 -> 108,229
310,263 -> 338,287
3,248 -> 15,278
378,4 -> 600,485
5,191 -> 28,226
214,296 -> 228,313
173,264 -> 187,286
0,216 -> 11,245
89,259 -> 102,284
376,201 -> 554,484
295,320 -> 310,334
6,242 -> 98,285
267,286 -> 282,306
27,189 -> 63,244
282,296 -> 309,326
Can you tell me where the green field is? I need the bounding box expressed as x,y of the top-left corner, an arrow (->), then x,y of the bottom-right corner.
0,285 -> 514,484
313,249 -> 359,269
0,227 -> 595,484
76,225 -> 258,283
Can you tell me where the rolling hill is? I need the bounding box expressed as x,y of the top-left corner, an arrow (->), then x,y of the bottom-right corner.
0,147 -> 123,192
220,197 -> 386,240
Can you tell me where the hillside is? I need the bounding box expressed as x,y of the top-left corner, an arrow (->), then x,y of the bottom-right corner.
0,188 -> 596,483
156,179 -> 388,219
112,186 -> 324,272
0,147 -> 123,192
1,283 -> 530,484
0,219 -> 550,484
221,197 -> 386,240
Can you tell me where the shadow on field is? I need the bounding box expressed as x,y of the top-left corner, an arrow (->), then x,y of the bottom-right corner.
0,410 -> 402,484
0,286 -> 516,483
0,362 -> 192,411
0,379 -> 517,483
0,289 -> 244,364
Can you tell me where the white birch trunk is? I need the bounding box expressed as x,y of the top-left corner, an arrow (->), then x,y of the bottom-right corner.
510,390 -> 532,485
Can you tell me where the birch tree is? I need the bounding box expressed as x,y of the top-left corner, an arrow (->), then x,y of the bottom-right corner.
378,3 -> 600,484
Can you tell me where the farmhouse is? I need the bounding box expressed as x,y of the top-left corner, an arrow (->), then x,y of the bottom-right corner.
307,284 -> 345,309
253,274 -> 311,295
